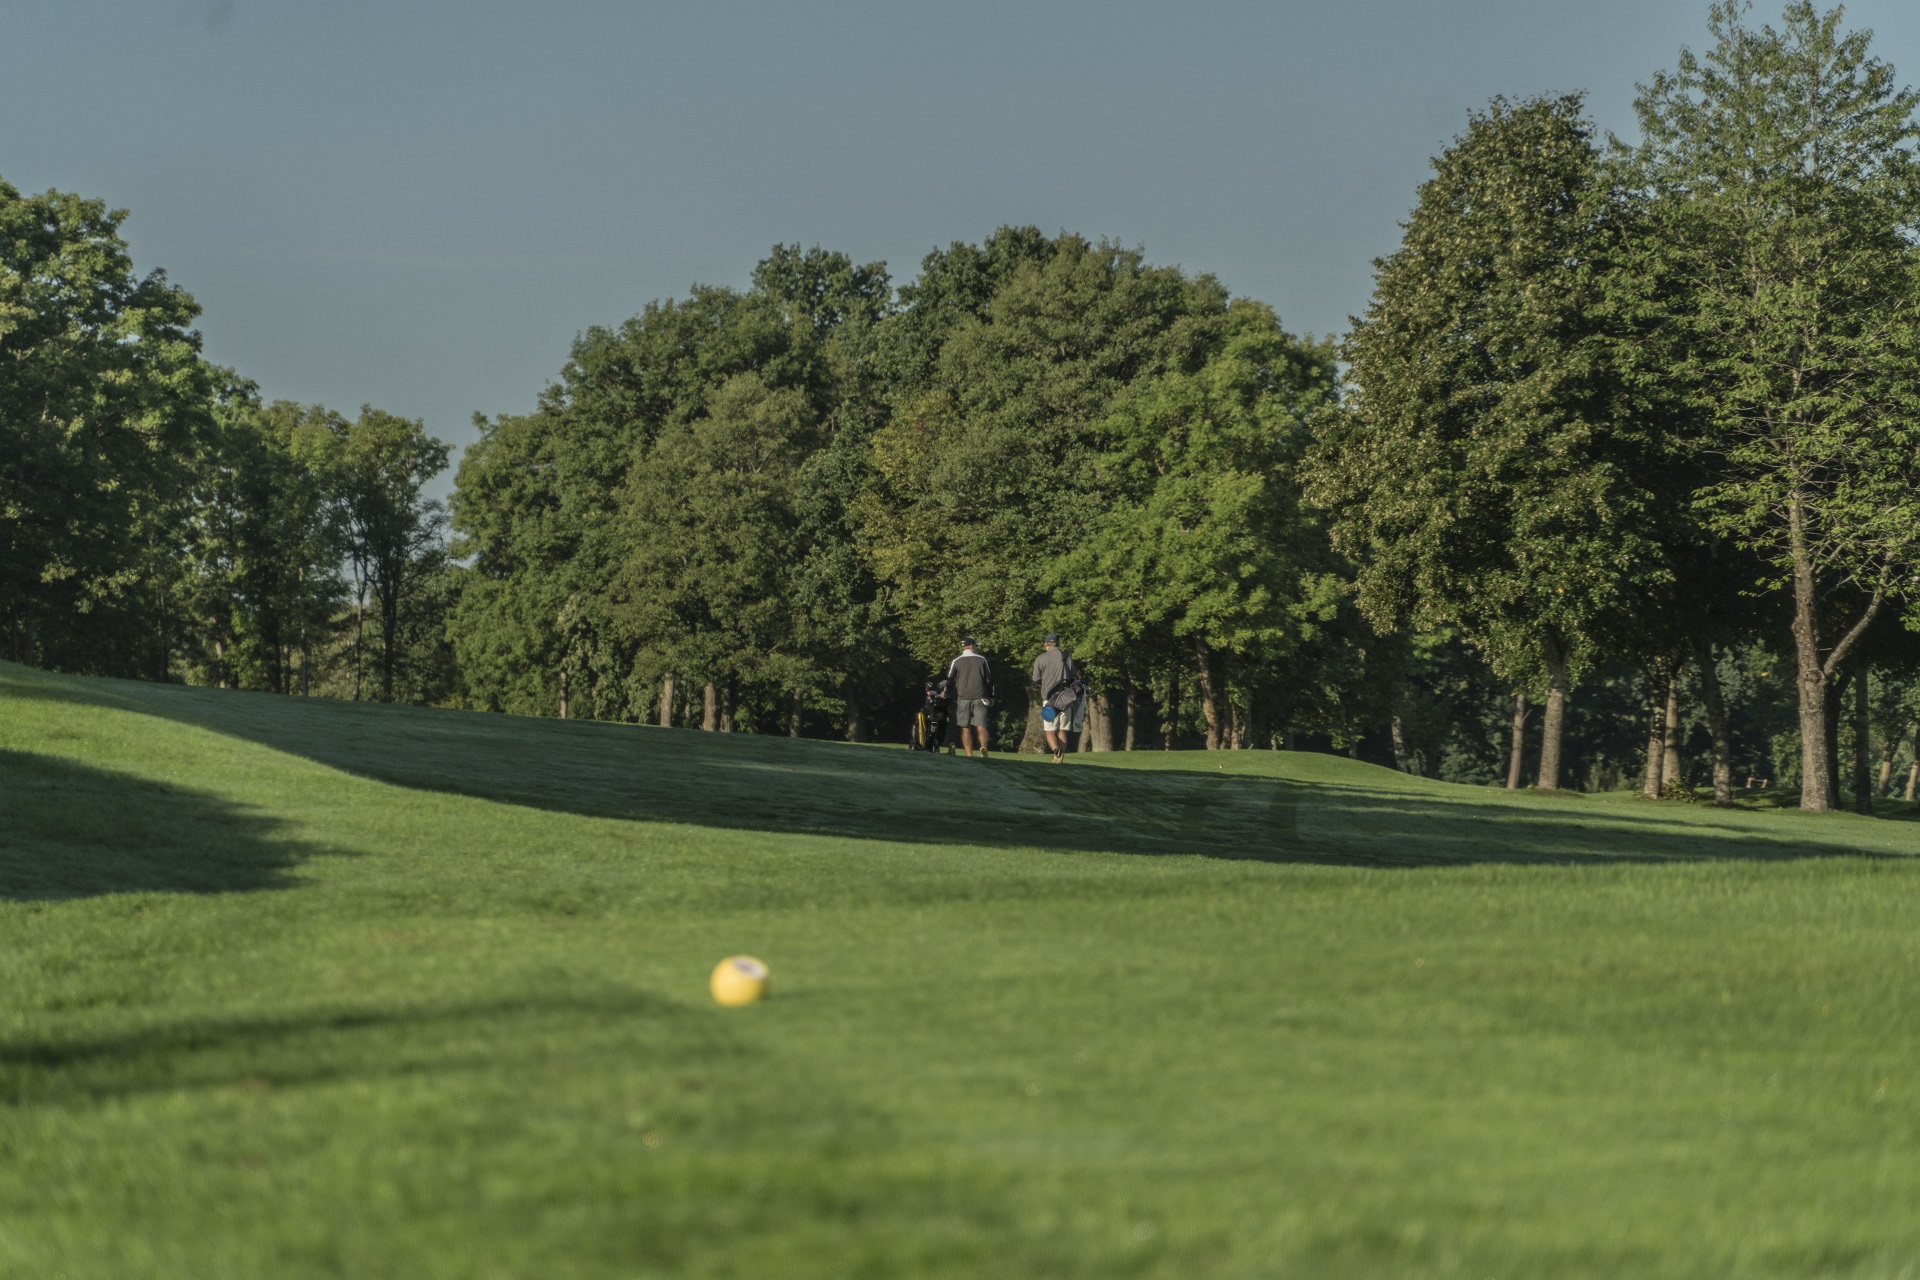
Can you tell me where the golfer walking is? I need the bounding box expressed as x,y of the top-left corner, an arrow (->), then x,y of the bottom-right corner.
946,638 -> 994,759
1030,633 -> 1083,763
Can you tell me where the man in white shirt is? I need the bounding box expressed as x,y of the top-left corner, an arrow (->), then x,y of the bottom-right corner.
946,638 -> 994,759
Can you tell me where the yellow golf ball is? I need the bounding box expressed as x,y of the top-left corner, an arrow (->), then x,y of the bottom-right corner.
710,955 -> 770,1006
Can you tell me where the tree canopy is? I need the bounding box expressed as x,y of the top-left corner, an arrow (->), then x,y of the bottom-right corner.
7,1 -> 1920,808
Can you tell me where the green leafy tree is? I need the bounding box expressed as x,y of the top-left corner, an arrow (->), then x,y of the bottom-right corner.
617,374 -> 818,727
864,232 -> 1228,674
452,246 -> 895,732
1307,95 -> 1671,789
182,397 -> 349,692
1044,299 -> 1338,747
331,407 -> 451,702
0,176 -> 212,670
1627,1 -> 1920,811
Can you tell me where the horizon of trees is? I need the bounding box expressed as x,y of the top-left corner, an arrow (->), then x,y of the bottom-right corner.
5,2 -> 1919,812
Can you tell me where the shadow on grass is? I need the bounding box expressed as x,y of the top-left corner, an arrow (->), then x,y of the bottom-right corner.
0,747 -> 326,901
0,988 -> 701,1107
7,665 -> 1916,871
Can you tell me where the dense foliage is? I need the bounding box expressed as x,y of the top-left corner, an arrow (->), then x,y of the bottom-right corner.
5,2 -> 1919,807
0,176 -> 454,702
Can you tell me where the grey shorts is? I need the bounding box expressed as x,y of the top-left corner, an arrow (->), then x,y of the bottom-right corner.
953,698 -> 989,727
1045,698 -> 1086,733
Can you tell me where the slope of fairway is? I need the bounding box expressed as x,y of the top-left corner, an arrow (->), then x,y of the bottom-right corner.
3,662 -> 1919,1279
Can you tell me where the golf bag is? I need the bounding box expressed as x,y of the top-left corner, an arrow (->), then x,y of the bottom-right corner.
909,678 -> 952,752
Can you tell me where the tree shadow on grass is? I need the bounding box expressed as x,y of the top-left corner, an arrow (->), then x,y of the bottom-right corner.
9,666 -> 1917,871
0,988 -> 698,1107
0,748 -> 325,901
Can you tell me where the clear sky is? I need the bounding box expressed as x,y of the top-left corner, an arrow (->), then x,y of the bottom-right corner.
6,1 -> 1918,488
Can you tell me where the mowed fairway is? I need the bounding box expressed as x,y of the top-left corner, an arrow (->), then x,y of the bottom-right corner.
3,663 -> 1919,1278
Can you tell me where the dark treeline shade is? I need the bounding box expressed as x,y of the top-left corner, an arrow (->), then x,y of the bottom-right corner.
6,2 -> 1920,807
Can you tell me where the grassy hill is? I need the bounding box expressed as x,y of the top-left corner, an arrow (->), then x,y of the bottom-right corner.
3,661 -> 1918,1278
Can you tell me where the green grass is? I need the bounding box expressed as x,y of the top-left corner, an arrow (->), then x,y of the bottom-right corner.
3,660 -> 1919,1279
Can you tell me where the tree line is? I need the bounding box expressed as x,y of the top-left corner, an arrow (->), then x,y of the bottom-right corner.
0,178 -> 455,702
1313,1 -> 1920,811
5,2 -> 1918,812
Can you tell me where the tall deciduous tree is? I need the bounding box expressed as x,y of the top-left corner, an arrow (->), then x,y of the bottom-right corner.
1307,95 -> 1670,789
617,373 -> 819,728
332,407 -> 450,702
1628,1 -> 1920,811
864,231 -> 1228,670
1044,299 -> 1338,747
183,397 -> 348,693
0,177 -> 212,669
451,246 -> 897,730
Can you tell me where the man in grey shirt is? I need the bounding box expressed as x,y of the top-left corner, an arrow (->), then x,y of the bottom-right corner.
946,638 -> 994,759
1029,634 -> 1082,763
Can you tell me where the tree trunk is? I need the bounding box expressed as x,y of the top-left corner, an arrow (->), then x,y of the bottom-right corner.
558,669 -> 569,720
846,682 -> 868,742
1642,664 -> 1668,800
1123,675 -> 1138,751
1162,670 -> 1181,751
1906,727 -> 1919,800
1194,638 -> 1222,750
1852,654 -> 1872,815
658,673 -> 676,728
1536,632 -> 1568,791
788,688 -> 803,738
1019,699 -> 1048,754
1809,594 -> 1885,807
1390,714 -> 1410,773
719,679 -> 735,733
300,618 -> 311,697
1233,704 -> 1251,750
1087,690 -> 1114,752
702,682 -> 719,732
1692,638 -> 1733,807
1660,676 -> 1684,789
1879,721 -> 1915,798
1506,692 -> 1529,790
378,557 -> 403,703
1787,496 -> 1831,811
1824,666 -> 1849,812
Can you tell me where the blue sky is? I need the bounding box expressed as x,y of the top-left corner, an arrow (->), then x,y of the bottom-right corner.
6,1 -> 1918,488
